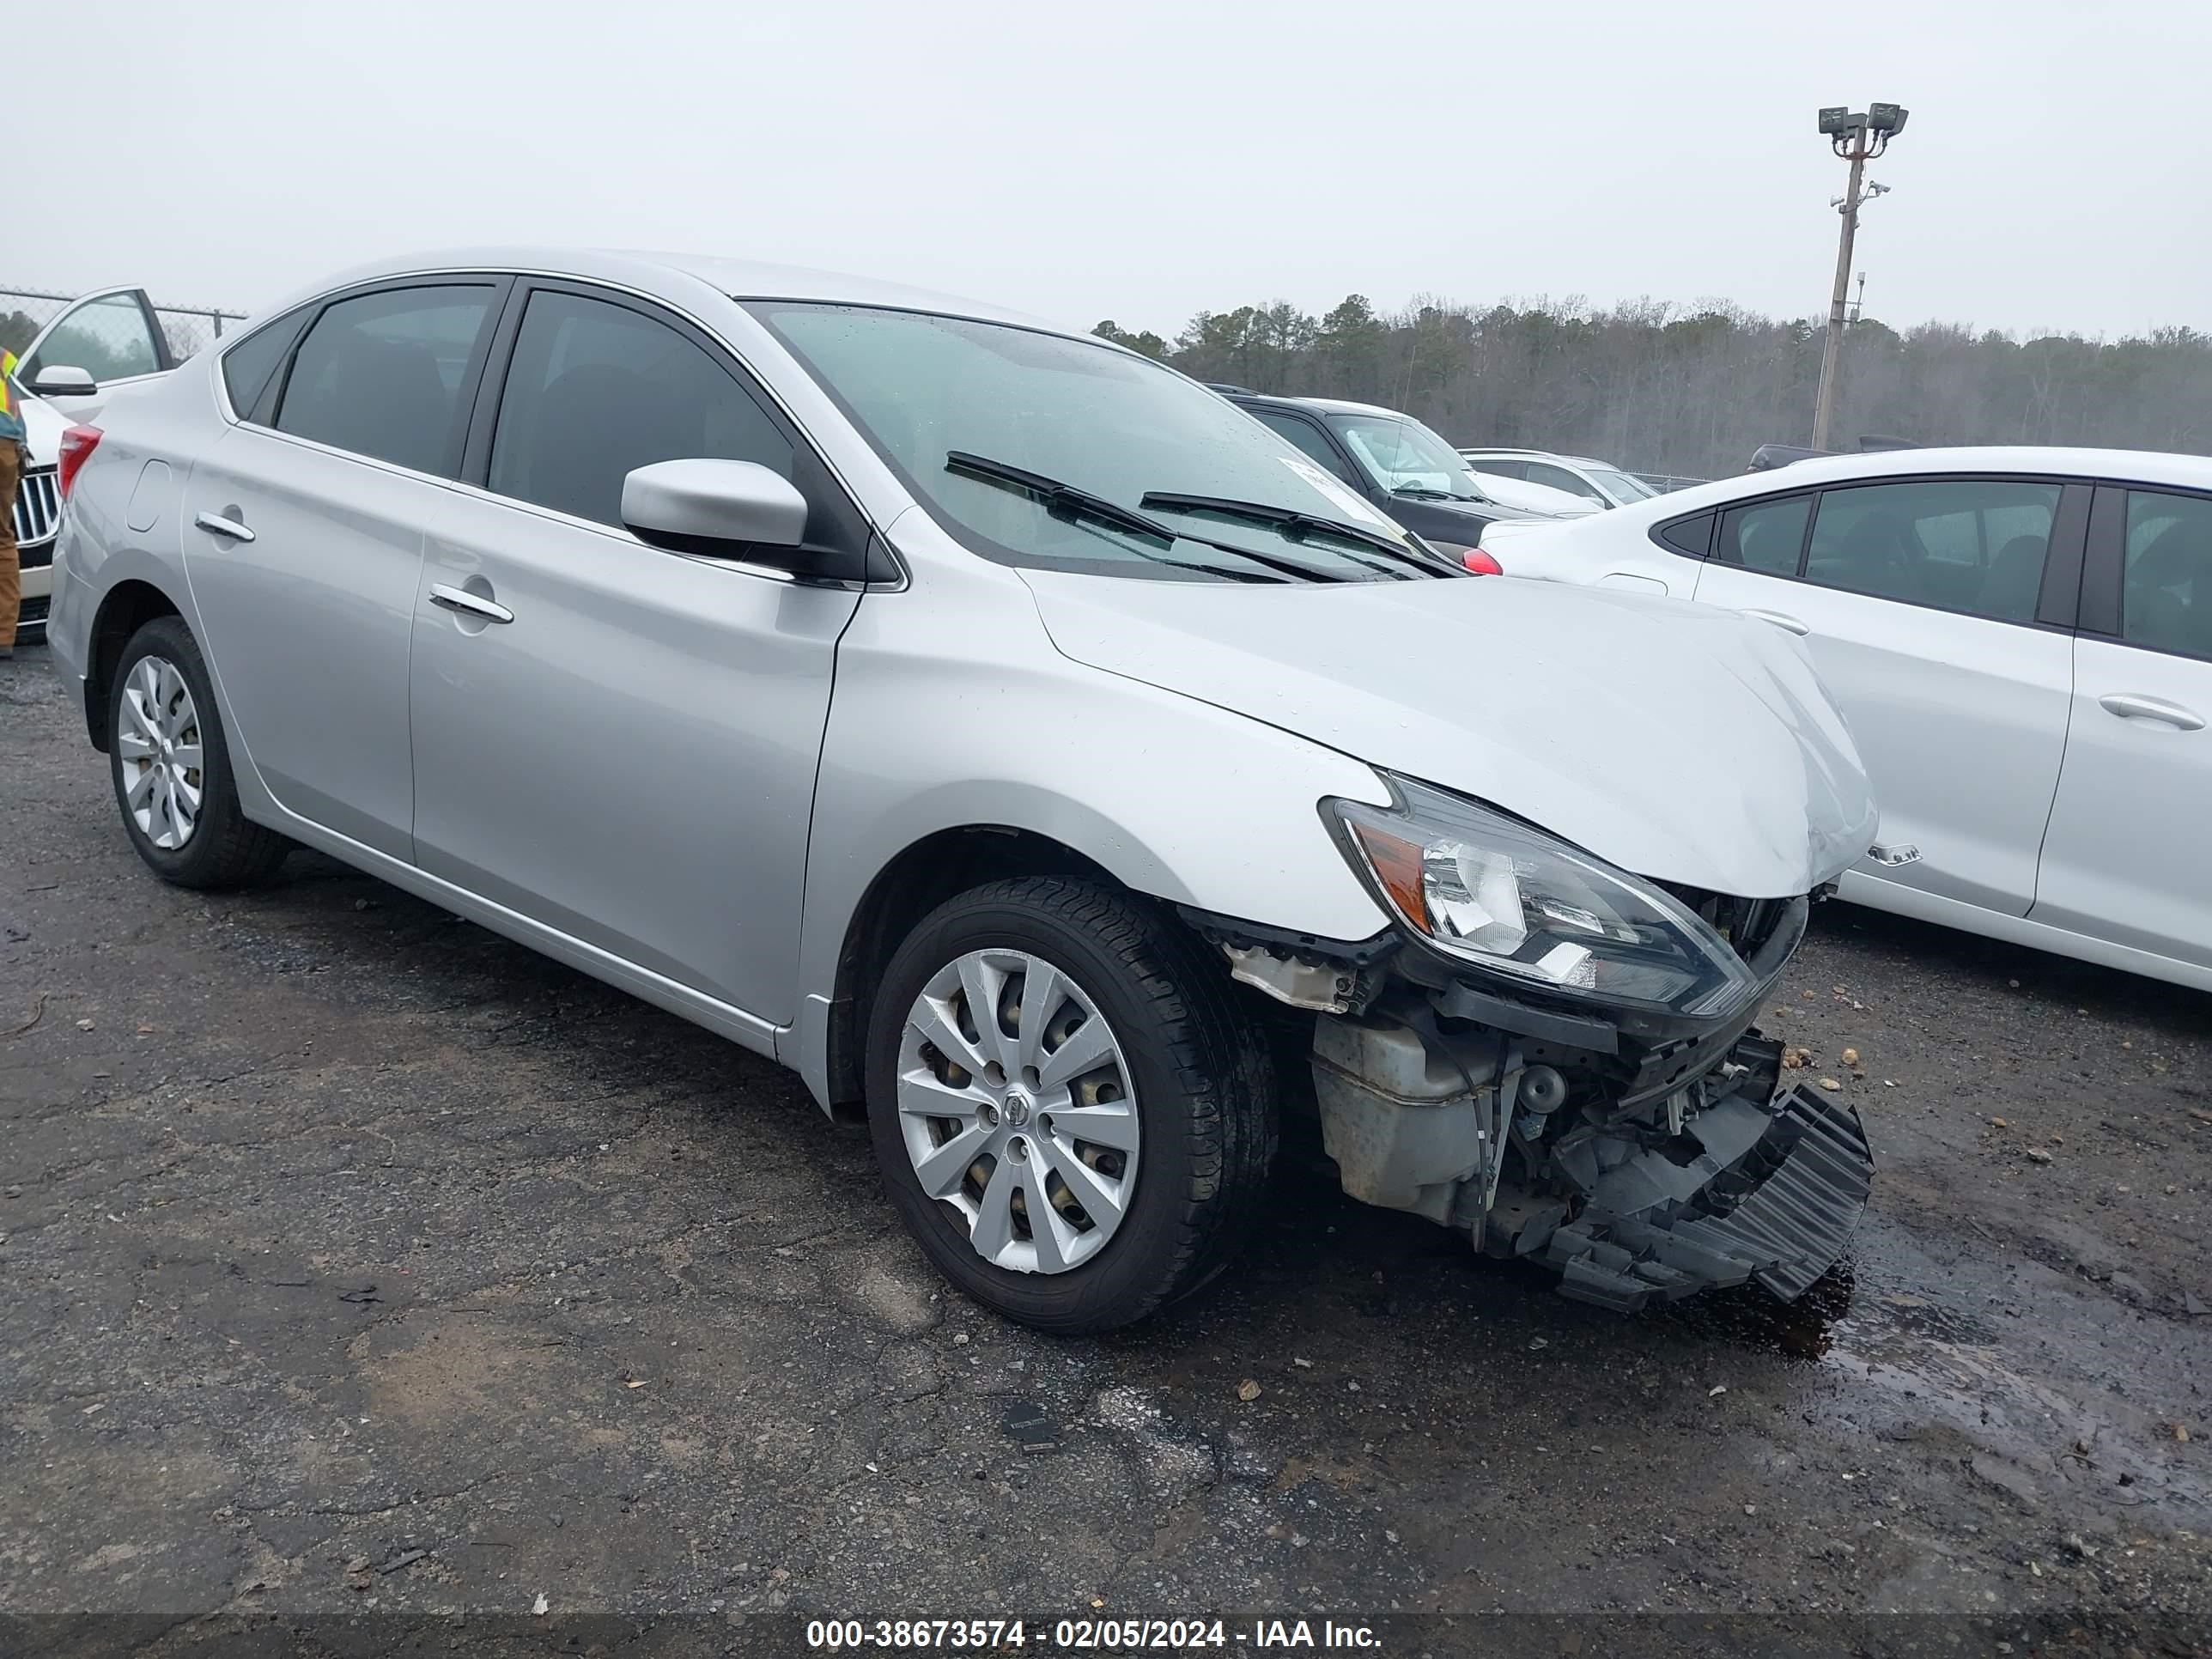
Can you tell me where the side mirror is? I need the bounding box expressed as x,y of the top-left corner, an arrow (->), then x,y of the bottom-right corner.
28,364 -> 98,398
622,459 -> 809,560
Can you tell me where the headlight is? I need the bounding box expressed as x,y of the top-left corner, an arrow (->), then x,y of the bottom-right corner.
1331,777 -> 1759,1018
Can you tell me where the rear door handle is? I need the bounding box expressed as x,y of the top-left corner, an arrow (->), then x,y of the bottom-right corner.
2099,693 -> 2204,731
195,511 -> 255,543
1739,607 -> 1810,636
428,583 -> 514,624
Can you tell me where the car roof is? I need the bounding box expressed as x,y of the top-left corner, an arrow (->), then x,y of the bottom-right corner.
1224,391 -> 1436,424
260,246 -> 1070,337
1600,444 -> 2212,522
1462,448 -> 1614,469
1291,396 -> 1416,419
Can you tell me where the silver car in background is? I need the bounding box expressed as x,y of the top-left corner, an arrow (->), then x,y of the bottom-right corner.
48,249 -> 1878,1329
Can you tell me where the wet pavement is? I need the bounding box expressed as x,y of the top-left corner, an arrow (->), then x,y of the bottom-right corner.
4,638 -> 2211,1645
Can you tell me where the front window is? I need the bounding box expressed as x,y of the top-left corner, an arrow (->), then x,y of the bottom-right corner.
2122,489 -> 2212,659
24,292 -> 163,385
751,302 -> 1438,584
1583,466 -> 1657,504
489,290 -> 792,529
1324,412 -> 1483,501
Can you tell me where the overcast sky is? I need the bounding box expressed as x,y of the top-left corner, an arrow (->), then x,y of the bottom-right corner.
21,0 -> 2209,340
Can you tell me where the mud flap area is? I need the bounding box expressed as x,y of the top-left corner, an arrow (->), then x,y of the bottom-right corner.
1542,1085 -> 1874,1313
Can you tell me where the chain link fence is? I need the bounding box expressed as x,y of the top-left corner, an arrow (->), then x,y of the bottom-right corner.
0,285 -> 248,367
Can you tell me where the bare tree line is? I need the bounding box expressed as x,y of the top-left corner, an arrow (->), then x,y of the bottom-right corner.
1095,295 -> 2212,479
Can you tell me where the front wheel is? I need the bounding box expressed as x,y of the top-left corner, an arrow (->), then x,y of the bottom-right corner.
866,878 -> 1277,1334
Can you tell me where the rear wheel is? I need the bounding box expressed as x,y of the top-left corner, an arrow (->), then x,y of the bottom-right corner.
866,877 -> 1276,1334
108,616 -> 289,890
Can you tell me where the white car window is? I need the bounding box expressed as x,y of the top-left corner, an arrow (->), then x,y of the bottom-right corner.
1584,466 -> 1656,503
24,293 -> 162,385
2123,489 -> 2212,661
1526,462 -> 1594,499
1805,479 -> 2059,623
1715,495 -> 1811,575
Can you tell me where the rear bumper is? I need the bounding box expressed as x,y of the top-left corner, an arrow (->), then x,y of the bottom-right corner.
1542,1083 -> 1874,1311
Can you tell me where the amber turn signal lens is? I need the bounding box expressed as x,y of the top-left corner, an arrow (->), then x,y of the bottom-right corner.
1351,821 -> 1429,933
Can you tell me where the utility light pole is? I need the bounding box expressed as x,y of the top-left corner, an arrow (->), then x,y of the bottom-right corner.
1811,103 -> 1908,451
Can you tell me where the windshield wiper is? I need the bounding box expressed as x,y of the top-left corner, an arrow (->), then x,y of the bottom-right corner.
1389,484 -> 1468,502
946,453 -> 1337,584
1141,491 -> 1449,577
1141,492 -> 1417,560
948,452 -> 1174,544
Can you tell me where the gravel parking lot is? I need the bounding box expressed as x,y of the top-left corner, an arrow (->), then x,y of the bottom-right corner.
4,638 -> 2210,1650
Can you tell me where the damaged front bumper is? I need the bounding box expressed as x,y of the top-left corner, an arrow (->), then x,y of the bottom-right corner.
1190,894 -> 1874,1313
1539,1073 -> 1871,1310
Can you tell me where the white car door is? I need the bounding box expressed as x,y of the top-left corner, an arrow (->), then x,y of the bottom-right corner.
15,288 -> 177,423
1690,476 -> 2086,917
2033,485 -> 2212,973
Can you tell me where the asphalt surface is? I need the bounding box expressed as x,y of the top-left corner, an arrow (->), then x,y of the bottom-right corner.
4,637 -> 2211,1650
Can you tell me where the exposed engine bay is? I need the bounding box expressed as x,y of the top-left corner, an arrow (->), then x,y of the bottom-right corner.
1194,890 -> 1875,1313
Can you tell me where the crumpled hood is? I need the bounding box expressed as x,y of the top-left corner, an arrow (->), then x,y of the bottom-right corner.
1020,570 -> 1877,901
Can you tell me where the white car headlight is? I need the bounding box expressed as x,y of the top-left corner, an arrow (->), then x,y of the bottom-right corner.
1331,777 -> 1761,1018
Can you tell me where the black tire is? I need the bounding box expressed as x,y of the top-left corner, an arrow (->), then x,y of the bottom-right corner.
866,877 -> 1277,1334
108,616 -> 290,890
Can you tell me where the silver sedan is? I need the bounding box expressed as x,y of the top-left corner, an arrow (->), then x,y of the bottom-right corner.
47,249 -> 1876,1329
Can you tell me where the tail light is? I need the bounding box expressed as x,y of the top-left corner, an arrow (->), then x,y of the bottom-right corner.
1461,547 -> 1504,575
58,425 -> 103,499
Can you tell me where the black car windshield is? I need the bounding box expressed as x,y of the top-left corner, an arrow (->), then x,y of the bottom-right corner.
747,303 -> 1437,583
1324,411 -> 1484,501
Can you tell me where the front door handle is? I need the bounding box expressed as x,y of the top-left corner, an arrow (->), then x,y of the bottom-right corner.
195,510 -> 255,543
1739,607 -> 1810,635
428,583 -> 514,625
2099,693 -> 2205,731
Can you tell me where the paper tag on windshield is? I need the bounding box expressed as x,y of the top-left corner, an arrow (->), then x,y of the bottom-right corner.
1279,457 -> 1401,533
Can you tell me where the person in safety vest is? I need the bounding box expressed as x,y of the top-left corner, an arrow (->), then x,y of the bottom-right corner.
0,346 -> 24,658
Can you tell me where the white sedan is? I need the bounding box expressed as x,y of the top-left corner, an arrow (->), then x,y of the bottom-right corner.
1479,447 -> 2212,992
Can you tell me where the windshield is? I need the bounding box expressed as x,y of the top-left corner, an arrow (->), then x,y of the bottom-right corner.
1586,466 -> 1657,504
1324,412 -> 1482,501
748,304 -> 1436,583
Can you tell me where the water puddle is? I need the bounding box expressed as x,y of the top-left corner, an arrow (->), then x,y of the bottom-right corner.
1656,1254 -> 2212,1524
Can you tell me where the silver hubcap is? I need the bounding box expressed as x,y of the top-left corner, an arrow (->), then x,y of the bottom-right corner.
117,656 -> 204,851
897,948 -> 1140,1274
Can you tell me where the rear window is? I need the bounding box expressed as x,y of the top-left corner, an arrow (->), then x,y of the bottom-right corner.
273,285 -> 495,476
219,308 -> 308,420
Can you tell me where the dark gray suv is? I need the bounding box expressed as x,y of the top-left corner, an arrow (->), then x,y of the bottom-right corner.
1219,389 -> 1553,557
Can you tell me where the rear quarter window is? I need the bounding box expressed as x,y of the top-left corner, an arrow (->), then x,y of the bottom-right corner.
219,307 -> 310,421
1652,510 -> 1714,558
